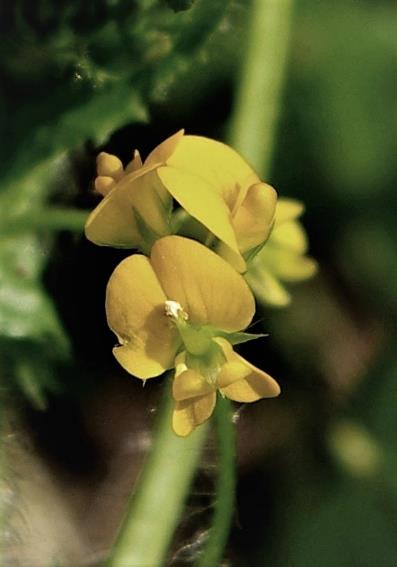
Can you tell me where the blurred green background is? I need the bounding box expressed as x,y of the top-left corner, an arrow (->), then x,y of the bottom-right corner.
1,0 -> 397,565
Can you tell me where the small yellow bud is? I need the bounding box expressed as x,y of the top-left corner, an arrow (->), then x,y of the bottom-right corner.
125,150 -> 143,173
94,175 -> 115,196
96,152 -> 124,180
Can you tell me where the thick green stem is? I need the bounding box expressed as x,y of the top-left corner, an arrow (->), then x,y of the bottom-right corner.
197,396 -> 236,567
228,0 -> 294,178
108,384 -> 208,567
1,208 -> 88,234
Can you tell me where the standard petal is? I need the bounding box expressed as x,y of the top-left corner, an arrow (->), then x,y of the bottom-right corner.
151,236 -> 255,332
157,166 -> 244,271
106,254 -> 180,379
172,392 -> 216,437
129,169 -> 172,239
166,135 -> 260,210
85,166 -> 171,248
173,369 -> 214,401
215,338 -> 280,401
145,130 -> 185,166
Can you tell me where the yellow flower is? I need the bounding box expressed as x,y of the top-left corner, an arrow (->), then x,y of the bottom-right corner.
85,131 -> 277,270
106,235 -> 280,436
245,198 -> 318,307
156,134 -> 277,272
85,131 -> 183,252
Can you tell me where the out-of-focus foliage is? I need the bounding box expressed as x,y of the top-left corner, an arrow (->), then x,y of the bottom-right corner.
267,346 -> 397,567
0,0 -> 235,187
0,164 -> 71,407
281,0 -> 397,204
250,1 -> 397,565
0,0 -> 237,405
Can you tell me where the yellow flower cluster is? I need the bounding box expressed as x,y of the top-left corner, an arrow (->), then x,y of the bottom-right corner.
86,131 -> 316,435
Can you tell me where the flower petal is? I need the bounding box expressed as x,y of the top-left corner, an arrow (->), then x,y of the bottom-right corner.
172,393 -> 216,437
95,176 -> 116,196
106,254 -> 179,379
166,135 -> 259,209
145,130 -> 185,166
275,198 -> 304,225
270,220 -> 308,254
157,166 -> 244,271
173,369 -> 214,401
150,236 -> 255,332
97,152 -> 124,180
85,166 -> 171,248
245,264 -> 291,307
259,247 -> 318,282
215,338 -> 280,401
125,149 -> 143,173
230,182 -> 277,253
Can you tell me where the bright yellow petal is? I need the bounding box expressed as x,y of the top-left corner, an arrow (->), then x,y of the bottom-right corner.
231,182 -> 277,253
151,236 -> 255,332
105,254 -> 179,379
145,130 -> 185,166
157,166 -> 245,271
215,338 -> 280,401
166,135 -> 260,210
275,198 -> 304,225
220,370 -> 280,402
128,169 -> 171,238
85,166 -> 171,248
173,369 -> 215,401
172,392 -> 216,437
85,185 -> 141,247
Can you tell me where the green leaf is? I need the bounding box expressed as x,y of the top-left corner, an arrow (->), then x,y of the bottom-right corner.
1,86 -> 148,195
0,162 -> 71,404
218,331 -> 267,346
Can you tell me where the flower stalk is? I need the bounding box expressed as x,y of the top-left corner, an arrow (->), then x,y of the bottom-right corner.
108,382 -> 208,567
197,396 -> 236,567
229,0 -> 294,178
2,208 -> 88,234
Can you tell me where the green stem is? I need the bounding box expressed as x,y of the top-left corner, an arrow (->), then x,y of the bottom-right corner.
108,383 -> 208,567
228,0 -> 294,178
197,396 -> 236,567
1,208 -> 88,234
